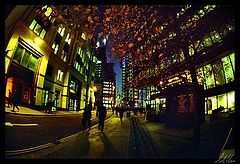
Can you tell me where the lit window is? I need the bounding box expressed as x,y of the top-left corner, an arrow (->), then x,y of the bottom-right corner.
57,69 -> 64,82
221,55 -> 234,83
29,19 -> 46,39
204,64 -> 215,89
212,60 -> 225,86
29,20 -> 37,30
39,29 -> 46,39
52,42 -> 59,54
65,33 -> 71,44
58,27 -> 65,36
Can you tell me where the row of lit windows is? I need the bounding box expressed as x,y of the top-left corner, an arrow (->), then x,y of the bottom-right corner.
205,91 -> 235,114
29,19 -> 46,39
136,19 -> 234,82
103,90 -> 114,94
13,44 -> 39,72
197,52 -> 235,90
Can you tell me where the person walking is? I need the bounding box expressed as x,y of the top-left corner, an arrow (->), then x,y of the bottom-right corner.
82,103 -> 92,131
12,91 -> 20,112
119,106 -> 124,123
7,89 -> 12,108
96,103 -> 107,132
46,99 -> 54,114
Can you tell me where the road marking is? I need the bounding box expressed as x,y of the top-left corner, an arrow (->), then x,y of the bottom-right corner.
5,122 -> 38,127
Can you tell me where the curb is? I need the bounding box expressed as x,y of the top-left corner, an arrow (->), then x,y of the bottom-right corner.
5,114 -> 114,157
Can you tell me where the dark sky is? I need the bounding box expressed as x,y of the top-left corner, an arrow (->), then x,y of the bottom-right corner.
104,39 -> 122,96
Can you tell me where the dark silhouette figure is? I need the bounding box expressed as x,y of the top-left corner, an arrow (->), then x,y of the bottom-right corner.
97,103 -> 107,132
119,107 -> 124,122
46,99 -> 54,114
12,91 -> 20,112
82,103 -> 92,131
7,89 -> 12,108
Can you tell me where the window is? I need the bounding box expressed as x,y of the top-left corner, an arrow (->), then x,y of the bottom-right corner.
210,31 -> 222,43
212,60 -> 225,86
227,91 -> 235,111
207,96 -> 217,114
61,50 -> 67,62
54,91 -> 60,108
70,80 -> 78,92
229,52 -> 235,72
21,50 -> 30,67
65,33 -> 71,45
28,55 -> 38,71
196,67 -> 206,88
217,93 -> 227,111
57,69 -> 64,82
52,42 -> 59,54
13,45 -> 39,72
41,89 -> 49,106
13,46 -> 23,63
221,55 -> 234,83
204,64 -> 215,89
203,36 -> 212,47
58,26 -> 65,36
29,19 -> 46,39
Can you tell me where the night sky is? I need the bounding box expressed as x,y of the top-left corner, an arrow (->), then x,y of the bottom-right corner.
104,39 -> 122,96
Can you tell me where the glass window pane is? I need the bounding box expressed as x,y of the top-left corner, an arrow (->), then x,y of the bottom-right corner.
45,7 -> 52,17
29,55 -> 38,71
203,36 -> 212,47
212,60 -> 225,86
196,67 -> 206,88
211,31 -> 222,43
227,91 -> 235,111
39,29 -> 46,39
13,46 -> 23,63
229,52 -> 235,72
29,19 -> 37,30
221,56 -> 234,83
21,51 -> 30,67
217,93 -> 227,112
207,96 -> 217,114
33,24 -> 42,35
204,64 -> 215,89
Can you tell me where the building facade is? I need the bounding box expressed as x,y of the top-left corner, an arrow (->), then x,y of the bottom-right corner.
5,5 -> 97,111
123,5 -> 235,124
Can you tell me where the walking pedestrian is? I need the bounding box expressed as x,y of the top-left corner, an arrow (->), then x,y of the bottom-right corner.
12,91 -> 20,112
96,103 -> 107,132
82,103 -> 92,131
118,106 -> 124,122
46,99 -> 54,114
7,89 -> 12,108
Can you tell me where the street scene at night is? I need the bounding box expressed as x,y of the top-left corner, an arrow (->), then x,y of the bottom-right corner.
4,5 -> 235,161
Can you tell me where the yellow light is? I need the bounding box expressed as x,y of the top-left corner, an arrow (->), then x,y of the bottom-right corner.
34,37 -> 41,44
93,86 -> 97,92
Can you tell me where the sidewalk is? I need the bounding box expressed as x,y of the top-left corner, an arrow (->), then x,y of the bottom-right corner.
5,107 -> 235,159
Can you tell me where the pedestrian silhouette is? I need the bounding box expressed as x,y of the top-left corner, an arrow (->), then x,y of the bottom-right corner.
118,106 -> 124,123
7,89 -> 12,108
46,99 -> 54,114
12,91 -> 20,112
82,103 -> 92,131
96,103 -> 107,132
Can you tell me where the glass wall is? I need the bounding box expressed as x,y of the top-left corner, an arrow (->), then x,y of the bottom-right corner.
199,52 -> 235,115
197,52 -> 235,89
205,91 -> 235,114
